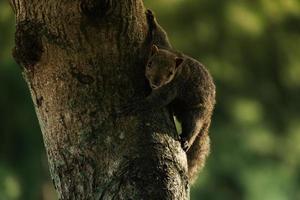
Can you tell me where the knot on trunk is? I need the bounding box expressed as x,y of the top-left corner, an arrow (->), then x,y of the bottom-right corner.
80,0 -> 115,19
13,20 -> 44,71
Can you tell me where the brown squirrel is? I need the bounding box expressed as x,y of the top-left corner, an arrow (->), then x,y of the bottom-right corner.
118,10 -> 216,183
146,45 -> 215,183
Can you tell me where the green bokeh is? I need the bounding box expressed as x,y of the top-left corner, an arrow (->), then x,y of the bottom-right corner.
1,0 -> 300,199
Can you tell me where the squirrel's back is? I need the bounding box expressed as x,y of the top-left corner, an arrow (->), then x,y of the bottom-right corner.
169,55 -> 216,112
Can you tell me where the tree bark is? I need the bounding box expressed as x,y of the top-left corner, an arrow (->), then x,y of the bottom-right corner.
10,0 -> 189,199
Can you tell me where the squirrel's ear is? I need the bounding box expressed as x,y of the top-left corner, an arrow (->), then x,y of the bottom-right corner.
151,45 -> 159,56
175,57 -> 184,68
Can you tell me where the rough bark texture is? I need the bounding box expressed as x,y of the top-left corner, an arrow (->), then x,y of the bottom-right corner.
11,0 -> 189,199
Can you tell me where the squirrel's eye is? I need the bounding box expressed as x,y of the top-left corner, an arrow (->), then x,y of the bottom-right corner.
147,61 -> 152,68
168,71 -> 173,77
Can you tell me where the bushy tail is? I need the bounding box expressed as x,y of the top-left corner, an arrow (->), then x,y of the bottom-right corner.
145,9 -> 172,49
187,122 -> 211,184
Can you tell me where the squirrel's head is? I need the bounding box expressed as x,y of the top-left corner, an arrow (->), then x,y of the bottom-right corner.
146,45 -> 184,89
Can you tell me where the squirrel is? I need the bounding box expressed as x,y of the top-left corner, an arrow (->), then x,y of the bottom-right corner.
118,10 -> 216,183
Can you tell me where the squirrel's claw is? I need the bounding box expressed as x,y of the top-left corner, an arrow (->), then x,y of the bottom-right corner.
180,137 -> 190,152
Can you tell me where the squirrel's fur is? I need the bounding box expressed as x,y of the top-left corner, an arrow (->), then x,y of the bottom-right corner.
146,45 -> 215,183
119,10 -> 216,184
145,10 -> 216,183
145,9 -> 172,50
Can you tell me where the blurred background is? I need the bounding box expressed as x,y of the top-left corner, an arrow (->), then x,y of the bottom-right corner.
1,0 -> 300,199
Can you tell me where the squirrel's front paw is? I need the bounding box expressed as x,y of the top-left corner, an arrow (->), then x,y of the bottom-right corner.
180,137 -> 189,152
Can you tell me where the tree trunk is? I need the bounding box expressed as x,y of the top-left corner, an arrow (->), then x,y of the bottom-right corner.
10,0 -> 189,199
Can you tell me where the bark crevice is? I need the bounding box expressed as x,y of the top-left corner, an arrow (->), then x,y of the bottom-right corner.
13,20 -> 44,70
80,0 -> 116,20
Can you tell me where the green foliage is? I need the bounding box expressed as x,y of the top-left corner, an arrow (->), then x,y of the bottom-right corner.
1,0 -> 300,199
